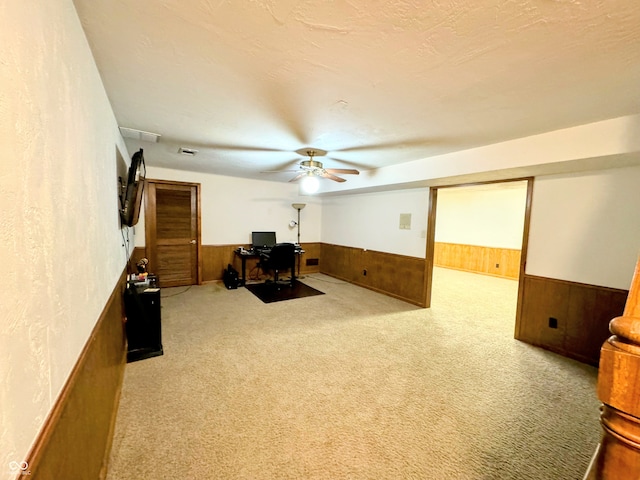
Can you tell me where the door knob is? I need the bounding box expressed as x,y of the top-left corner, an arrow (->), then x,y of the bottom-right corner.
190,240 -> 196,244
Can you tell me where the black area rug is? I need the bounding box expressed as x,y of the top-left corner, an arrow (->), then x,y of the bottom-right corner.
245,280 -> 324,304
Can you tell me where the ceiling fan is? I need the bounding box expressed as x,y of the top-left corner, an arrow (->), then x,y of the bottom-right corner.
282,148 -> 360,184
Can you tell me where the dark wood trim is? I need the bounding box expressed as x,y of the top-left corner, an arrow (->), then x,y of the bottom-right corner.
145,179 -> 202,286
433,176 -> 534,190
24,271 -> 128,480
424,187 -> 437,308
144,180 -> 157,272
514,177 -> 534,338
196,183 -> 202,285
144,178 -> 200,187
426,177 -> 533,333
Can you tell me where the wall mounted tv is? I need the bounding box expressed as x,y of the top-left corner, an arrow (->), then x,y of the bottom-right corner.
120,148 -> 145,227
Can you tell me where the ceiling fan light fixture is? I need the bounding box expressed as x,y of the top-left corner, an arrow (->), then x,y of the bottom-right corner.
301,159 -> 323,170
300,174 -> 320,194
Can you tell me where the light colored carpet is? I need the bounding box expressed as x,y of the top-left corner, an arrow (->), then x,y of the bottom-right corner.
106,268 -> 601,479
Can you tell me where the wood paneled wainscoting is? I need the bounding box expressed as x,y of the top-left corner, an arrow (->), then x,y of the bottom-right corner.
516,274 -> 628,366
434,242 -> 521,279
25,271 -> 128,480
199,243 -> 322,283
136,243 -> 322,283
320,243 -> 427,307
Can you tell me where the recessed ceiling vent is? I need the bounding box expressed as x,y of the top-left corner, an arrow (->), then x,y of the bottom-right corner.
178,147 -> 198,156
119,127 -> 161,143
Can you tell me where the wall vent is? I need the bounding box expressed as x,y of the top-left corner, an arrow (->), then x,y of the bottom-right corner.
178,147 -> 198,156
119,127 -> 161,143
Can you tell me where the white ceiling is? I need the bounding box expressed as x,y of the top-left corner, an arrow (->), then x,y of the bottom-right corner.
73,0 -> 640,185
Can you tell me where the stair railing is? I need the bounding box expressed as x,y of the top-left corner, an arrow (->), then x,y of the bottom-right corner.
584,257 -> 640,479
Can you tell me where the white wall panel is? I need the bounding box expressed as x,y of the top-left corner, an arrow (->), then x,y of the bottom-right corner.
138,167 -> 322,246
527,166 -> 640,290
0,0 -> 130,466
435,182 -> 528,249
321,188 -> 429,258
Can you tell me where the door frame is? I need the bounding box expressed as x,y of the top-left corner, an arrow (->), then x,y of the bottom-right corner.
423,177 -> 534,336
144,178 -> 202,285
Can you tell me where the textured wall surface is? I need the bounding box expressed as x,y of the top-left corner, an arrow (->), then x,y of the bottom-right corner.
0,0 -> 129,470
137,166 -> 321,248
527,166 -> 640,290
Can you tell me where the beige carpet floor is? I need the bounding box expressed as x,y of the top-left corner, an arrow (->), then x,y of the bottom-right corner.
106,268 -> 601,479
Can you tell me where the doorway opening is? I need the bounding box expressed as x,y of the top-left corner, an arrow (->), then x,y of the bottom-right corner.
425,179 -> 533,336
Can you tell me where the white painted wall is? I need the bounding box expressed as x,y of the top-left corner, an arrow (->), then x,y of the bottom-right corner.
321,188 -> 429,258
435,182 -> 528,249
1,1 -> 638,471
321,166 -> 640,292
318,114 -> 640,195
136,167 -> 322,247
527,166 -> 640,290
0,0 -> 130,468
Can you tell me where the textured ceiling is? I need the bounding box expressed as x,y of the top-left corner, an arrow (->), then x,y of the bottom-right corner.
73,0 -> 640,184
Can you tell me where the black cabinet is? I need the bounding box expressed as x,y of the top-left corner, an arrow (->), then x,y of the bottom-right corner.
124,283 -> 163,363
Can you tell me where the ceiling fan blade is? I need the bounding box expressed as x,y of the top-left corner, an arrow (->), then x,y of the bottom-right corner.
261,169 -> 299,173
321,172 -> 346,183
324,168 -> 359,175
288,172 -> 307,183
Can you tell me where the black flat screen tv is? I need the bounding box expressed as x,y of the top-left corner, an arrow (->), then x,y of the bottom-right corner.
120,148 -> 145,227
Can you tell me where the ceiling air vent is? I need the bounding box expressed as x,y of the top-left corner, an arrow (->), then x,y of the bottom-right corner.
178,147 -> 198,156
119,127 -> 161,143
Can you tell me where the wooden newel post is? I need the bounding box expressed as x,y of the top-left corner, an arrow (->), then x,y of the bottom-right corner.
585,258 -> 640,479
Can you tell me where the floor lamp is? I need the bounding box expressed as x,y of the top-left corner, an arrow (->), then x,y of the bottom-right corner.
292,203 -> 306,277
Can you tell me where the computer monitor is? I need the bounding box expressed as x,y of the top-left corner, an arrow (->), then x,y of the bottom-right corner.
252,231 -> 276,249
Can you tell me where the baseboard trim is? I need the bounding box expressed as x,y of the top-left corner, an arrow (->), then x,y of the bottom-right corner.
24,270 -> 128,480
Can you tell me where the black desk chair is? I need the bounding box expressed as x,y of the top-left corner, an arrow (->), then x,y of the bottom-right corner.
259,242 -> 296,288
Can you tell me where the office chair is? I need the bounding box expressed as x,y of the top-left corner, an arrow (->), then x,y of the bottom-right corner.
259,242 -> 296,288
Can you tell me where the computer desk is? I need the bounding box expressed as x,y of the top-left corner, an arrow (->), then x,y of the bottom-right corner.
234,246 -> 305,286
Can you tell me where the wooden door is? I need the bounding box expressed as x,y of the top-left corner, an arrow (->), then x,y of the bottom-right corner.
145,180 -> 201,287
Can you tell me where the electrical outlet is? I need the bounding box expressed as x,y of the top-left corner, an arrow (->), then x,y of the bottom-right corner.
548,317 -> 558,329
495,263 -> 499,268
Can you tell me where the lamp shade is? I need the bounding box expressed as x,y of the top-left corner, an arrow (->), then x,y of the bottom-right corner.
292,203 -> 306,210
